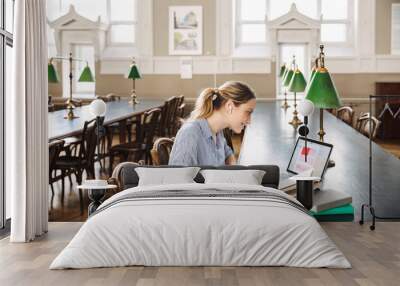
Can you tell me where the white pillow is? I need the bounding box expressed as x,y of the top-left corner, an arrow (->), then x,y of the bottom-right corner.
136,167 -> 201,186
200,169 -> 266,185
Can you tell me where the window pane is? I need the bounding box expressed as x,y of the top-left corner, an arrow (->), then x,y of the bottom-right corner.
61,0 -> 107,22
5,44 -> 12,220
46,0 -> 61,22
111,0 -> 136,21
240,0 -> 265,21
269,0 -> 317,20
321,0 -> 347,20
6,0 -> 15,33
110,24 -> 135,44
321,24 -> 346,42
241,24 -> 265,43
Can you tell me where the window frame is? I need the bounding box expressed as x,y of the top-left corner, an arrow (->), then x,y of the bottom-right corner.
0,0 -> 14,231
106,0 -> 137,47
391,3 -> 400,55
234,0 -> 354,48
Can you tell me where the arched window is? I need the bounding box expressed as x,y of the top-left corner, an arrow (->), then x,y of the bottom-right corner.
235,0 -> 353,47
46,0 -> 137,47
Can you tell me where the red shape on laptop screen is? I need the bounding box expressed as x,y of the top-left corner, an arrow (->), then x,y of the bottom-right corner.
301,147 -> 311,156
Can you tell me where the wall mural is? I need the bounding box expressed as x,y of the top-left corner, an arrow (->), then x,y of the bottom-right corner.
169,6 -> 203,55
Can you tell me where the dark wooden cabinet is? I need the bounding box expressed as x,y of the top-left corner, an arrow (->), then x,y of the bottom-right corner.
375,82 -> 400,140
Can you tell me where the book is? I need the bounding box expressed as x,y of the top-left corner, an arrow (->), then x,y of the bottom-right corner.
310,189 -> 352,212
312,204 -> 354,222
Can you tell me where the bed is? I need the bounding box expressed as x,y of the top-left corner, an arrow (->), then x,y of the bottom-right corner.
50,164 -> 350,269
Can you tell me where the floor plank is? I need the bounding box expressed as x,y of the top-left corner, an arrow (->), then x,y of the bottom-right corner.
1,222 -> 399,286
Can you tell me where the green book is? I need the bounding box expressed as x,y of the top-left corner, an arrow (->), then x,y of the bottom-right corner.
311,204 -> 354,222
311,204 -> 354,216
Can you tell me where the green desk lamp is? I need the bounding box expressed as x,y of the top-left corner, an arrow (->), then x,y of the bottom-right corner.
288,67 -> 307,127
279,64 -> 289,109
127,58 -> 142,105
48,53 -> 95,119
306,45 -> 342,166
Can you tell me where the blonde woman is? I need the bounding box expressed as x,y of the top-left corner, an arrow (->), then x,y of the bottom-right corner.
169,81 -> 256,166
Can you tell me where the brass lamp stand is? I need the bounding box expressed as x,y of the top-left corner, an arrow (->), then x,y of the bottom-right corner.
282,90 -> 290,109
48,52 -> 94,120
287,55 -> 306,128
130,77 -> 139,105
289,91 -> 303,127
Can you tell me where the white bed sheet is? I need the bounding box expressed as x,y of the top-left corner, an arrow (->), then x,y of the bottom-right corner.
50,183 -> 351,269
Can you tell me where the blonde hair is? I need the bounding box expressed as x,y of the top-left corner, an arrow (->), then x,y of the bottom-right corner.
190,81 -> 256,120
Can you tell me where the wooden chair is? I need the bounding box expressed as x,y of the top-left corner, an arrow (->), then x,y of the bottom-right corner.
164,96 -> 183,137
173,103 -> 186,134
355,112 -> 370,131
151,137 -> 175,166
356,114 -> 381,139
97,93 -> 121,102
54,118 -> 103,213
336,106 -> 354,126
157,100 -> 170,137
108,108 -> 162,175
49,140 -> 65,196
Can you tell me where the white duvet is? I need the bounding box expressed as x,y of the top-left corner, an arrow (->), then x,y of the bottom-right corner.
50,183 -> 351,269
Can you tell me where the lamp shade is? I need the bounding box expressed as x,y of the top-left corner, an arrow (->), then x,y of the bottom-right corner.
283,68 -> 294,87
305,67 -> 342,109
78,65 -> 95,82
279,64 -> 287,78
90,99 -> 107,117
288,69 -> 307,92
128,63 -> 141,79
298,99 -> 315,116
48,63 -> 59,83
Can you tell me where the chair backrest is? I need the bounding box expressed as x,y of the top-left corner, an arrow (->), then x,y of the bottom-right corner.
158,100 -> 170,137
151,137 -> 174,166
357,114 -> 381,139
355,112 -> 370,131
336,106 -> 354,126
49,140 -> 64,172
79,117 -> 105,165
139,108 -> 162,148
106,93 -> 121,101
164,96 -> 179,134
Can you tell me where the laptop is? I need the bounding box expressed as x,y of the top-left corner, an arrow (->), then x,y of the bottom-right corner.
279,137 -> 333,190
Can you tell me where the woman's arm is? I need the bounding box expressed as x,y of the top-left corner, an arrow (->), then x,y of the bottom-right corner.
225,154 -> 237,165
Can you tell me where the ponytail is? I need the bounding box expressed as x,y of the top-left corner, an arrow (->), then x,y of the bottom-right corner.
190,81 -> 255,120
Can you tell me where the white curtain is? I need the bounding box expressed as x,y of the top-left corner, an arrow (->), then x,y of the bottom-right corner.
8,0 -> 49,242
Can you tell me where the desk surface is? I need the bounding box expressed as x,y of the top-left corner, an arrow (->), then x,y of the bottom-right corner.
239,102 -> 400,219
48,99 -> 164,140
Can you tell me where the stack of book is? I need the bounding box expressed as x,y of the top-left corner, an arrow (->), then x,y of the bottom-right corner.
310,189 -> 354,222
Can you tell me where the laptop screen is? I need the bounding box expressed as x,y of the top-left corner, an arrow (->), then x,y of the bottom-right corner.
287,137 -> 333,179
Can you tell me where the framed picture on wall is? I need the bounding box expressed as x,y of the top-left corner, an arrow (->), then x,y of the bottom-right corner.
169,6 -> 203,55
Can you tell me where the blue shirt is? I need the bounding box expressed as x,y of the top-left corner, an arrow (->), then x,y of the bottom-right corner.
169,119 -> 234,166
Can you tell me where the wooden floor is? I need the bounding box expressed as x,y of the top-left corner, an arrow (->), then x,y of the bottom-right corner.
1,221 -> 399,286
